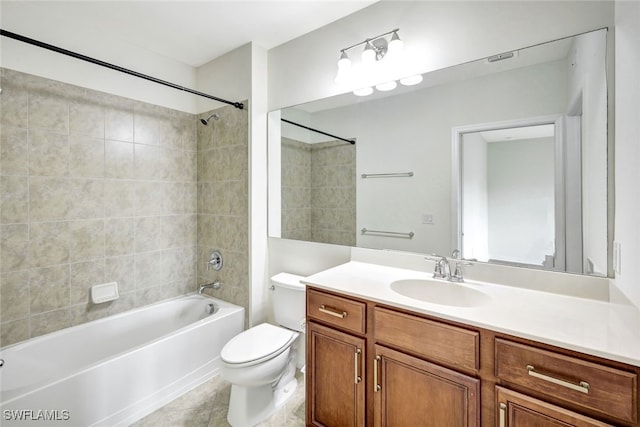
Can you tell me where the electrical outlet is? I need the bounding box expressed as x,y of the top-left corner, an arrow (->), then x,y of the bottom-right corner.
422,214 -> 434,224
613,241 -> 621,275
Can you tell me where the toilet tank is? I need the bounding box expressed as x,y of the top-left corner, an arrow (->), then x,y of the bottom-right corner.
271,272 -> 306,331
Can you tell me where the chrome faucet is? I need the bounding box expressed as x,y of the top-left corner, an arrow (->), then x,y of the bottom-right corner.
426,251 -> 472,282
198,281 -> 221,294
433,256 -> 451,280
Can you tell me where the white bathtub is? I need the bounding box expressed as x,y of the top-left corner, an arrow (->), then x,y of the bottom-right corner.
0,294 -> 244,426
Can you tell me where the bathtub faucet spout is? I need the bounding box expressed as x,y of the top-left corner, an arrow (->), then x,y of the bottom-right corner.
198,281 -> 221,294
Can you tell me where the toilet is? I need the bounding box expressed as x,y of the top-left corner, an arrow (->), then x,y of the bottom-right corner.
220,272 -> 306,427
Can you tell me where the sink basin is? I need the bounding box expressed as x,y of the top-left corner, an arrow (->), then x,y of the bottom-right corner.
390,279 -> 490,307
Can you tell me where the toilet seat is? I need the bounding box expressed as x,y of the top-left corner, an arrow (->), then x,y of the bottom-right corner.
221,323 -> 297,367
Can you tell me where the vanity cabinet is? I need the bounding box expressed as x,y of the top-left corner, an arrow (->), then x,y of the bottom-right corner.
305,286 -> 640,427
373,344 -> 480,426
306,289 -> 367,427
307,321 -> 365,427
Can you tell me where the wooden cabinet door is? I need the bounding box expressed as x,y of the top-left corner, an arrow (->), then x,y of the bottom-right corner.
373,344 -> 480,427
307,321 -> 365,427
496,386 -> 613,427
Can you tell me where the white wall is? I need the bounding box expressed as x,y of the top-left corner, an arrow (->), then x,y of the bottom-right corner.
487,138 -> 556,266
613,0 -> 640,308
461,133 -> 489,261
566,30 -> 609,275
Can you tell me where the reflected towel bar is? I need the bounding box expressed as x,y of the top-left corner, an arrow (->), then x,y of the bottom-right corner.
361,172 -> 414,178
361,228 -> 414,238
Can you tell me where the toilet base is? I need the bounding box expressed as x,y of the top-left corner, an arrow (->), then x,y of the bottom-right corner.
226,377 -> 298,427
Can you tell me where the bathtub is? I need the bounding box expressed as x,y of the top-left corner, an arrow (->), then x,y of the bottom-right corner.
0,294 -> 244,426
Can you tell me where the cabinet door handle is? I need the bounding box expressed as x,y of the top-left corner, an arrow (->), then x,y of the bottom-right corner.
526,365 -> 590,394
319,304 -> 348,318
373,355 -> 381,392
499,402 -> 506,427
354,348 -> 362,384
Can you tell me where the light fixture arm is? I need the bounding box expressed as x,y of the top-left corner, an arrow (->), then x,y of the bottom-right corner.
339,28 -> 400,57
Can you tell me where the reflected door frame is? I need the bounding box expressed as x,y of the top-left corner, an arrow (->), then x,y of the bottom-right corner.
451,114 -> 567,270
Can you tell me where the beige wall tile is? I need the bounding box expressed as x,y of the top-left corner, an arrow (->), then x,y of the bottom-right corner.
29,91 -> 69,133
105,108 -> 134,142
69,219 -> 105,262
29,221 -> 70,268
28,130 -> 69,177
105,140 -> 134,179
1,126 -> 28,175
1,270 -> 29,322
69,135 -> 105,178
105,255 -> 135,293
69,100 -> 105,138
135,216 -> 162,253
68,179 -> 104,219
1,224 -> 29,272
30,264 -> 70,314
105,217 -> 135,256
104,180 -> 134,217
29,177 -> 69,222
1,176 -> 28,223
0,84 -> 28,128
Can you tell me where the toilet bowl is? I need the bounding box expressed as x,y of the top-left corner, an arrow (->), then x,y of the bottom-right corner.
220,273 -> 306,427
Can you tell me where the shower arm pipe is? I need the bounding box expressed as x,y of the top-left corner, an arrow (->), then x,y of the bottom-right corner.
0,29 -> 244,110
281,118 -> 355,145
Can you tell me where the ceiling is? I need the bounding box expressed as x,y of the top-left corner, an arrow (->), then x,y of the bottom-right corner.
0,0 -> 376,67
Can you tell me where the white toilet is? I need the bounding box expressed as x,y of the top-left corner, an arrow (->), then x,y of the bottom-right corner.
220,272 -> 306,427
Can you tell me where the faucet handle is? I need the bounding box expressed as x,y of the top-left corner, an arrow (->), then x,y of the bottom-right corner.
451,260 -> 473,282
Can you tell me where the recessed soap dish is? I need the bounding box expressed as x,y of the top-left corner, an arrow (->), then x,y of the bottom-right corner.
91,282 -> 119,304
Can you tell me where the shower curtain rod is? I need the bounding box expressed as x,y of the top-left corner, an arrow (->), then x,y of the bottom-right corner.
281,118 -> 355,145
0,29 -> 244,110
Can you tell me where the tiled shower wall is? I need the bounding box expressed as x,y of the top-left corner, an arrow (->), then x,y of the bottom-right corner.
196,105 -> 249,323
281,137 -> 312,241
281,138 -> 355,246
0,68 -> 249,346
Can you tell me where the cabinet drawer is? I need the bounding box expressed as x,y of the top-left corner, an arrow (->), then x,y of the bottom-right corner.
307,289 -> 366,334
374,306 -> 480,371
495,338 -> 638,423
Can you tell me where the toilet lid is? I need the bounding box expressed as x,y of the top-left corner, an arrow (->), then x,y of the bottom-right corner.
221,323 -> 296,365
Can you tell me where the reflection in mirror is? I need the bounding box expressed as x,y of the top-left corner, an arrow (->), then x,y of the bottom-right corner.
459,123 -> 557,268
269,28 -> 609,276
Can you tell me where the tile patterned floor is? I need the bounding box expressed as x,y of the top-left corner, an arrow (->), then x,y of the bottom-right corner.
131,370 -> 305,427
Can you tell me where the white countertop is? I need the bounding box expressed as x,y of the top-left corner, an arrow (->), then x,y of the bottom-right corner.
302,261 -> 640,367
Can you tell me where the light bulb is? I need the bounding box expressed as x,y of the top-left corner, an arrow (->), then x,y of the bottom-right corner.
388,31 -> 404,54
400,74 -> 423,86
361,42 -> 376,64
337,51 -> 351,70
375,81 -> 397,92
353,86 -> 373,96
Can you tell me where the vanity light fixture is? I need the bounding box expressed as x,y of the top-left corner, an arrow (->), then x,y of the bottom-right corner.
335,28 -> 403,82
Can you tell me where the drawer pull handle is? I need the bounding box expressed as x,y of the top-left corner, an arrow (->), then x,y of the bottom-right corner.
526,365 -> 590,394
499,402 -> 506,427
354,348 -> 362,384
319,305 -> 348,318
373,355 -> 381,392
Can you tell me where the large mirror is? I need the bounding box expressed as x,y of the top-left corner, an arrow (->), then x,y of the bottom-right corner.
268,29 -> 609,276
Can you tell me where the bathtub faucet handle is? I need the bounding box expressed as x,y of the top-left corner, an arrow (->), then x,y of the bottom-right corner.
207,250 -> 223,271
